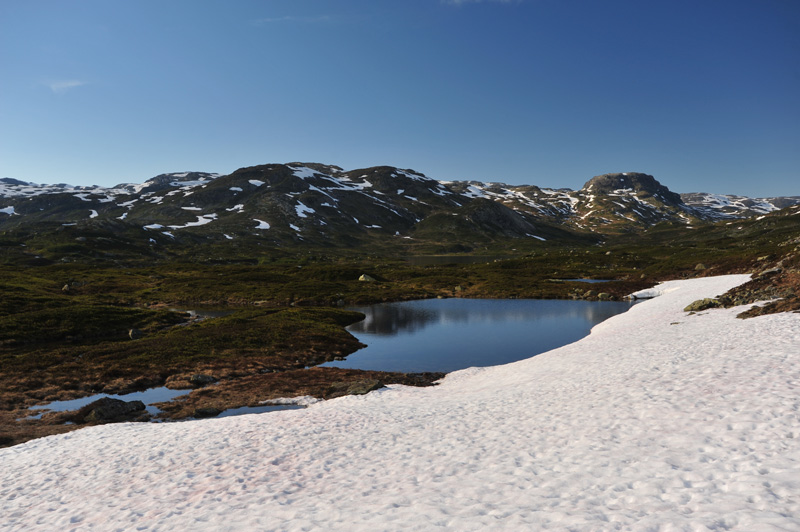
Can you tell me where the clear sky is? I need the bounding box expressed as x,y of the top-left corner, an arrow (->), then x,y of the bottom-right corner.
1,0 -> 798,196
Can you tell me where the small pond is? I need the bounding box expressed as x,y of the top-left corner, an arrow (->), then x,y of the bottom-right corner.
319,298 -> 634,373
23,388 -> 308,421
25,387 -> 192,419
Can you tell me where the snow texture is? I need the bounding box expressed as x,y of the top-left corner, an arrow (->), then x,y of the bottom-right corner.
2,275 -> 800,531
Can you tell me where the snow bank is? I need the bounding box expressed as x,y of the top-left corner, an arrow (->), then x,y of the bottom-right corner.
3,275 -> 799,531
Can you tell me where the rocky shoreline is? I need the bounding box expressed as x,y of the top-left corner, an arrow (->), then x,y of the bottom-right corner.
1,367 -> 445,448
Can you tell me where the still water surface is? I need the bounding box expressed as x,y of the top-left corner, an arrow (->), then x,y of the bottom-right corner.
320,298 -> 634,373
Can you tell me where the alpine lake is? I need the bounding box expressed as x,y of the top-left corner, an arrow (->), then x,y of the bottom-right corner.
24,295 -> 635,421
320,296 -> 635,374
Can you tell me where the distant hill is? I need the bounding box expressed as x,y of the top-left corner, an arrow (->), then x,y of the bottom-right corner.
1,164 -> 798,255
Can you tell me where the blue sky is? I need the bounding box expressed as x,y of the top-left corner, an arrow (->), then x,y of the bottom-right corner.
1,0 -> 798,196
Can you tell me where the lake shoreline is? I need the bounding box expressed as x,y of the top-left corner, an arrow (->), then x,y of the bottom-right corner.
2,295 -> 639,448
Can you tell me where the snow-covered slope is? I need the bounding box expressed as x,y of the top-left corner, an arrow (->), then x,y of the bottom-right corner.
681,192 -> 800,219
0,173 -> 220,200
3,275 -> 799,531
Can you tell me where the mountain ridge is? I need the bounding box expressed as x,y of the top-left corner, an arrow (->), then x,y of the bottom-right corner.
2,164 -> 798,254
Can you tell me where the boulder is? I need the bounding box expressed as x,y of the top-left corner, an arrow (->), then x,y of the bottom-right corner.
325,379 -> 384,399
82,397 -> 147,423
684,298 -> 722,312
189,374 -> 217,388
358,274 -> 376,282
347,379 -> 384,395
756,267 -> 782,278
193,407 -> 222,418
128,328 -> 143,340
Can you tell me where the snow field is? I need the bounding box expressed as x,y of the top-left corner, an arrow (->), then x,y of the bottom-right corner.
1,275 -> 799,531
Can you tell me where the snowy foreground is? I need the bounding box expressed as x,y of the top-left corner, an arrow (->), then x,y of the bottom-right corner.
3,275 -> 800,531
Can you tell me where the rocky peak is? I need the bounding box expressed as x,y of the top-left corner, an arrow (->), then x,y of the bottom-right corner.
581,173 -> 683,205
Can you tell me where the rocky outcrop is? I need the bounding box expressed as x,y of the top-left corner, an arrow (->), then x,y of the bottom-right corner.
76,397 -> 148,423
324,379 -> 384,399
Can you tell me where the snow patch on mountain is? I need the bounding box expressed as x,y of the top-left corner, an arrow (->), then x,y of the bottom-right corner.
681,192 -> 800,219
295,202 -> 315,218
292,167 -> 318,179
168,214 -> 217,230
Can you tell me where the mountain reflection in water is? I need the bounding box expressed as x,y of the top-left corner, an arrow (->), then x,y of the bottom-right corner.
320,298 -> 634,373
